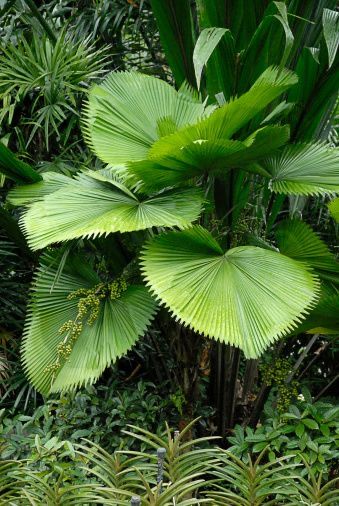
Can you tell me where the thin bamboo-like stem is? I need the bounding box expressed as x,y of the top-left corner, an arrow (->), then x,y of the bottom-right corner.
286,334 -> 319,384
314,373 -> 339,401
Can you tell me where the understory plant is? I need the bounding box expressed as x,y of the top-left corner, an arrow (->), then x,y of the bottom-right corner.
1,419 -> 339,505
228,394 -> 339,479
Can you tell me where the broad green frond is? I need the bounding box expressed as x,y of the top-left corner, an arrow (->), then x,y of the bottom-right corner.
83,71 -> 212,165
141,226 -> 319,358
23,252 -> 157,394
275,219 -> 339,277
128,125 -> 289,191
141,66 -> 296,156
259,143 -> 339,195
15,172 -> 204,250
329,197 -> 339,222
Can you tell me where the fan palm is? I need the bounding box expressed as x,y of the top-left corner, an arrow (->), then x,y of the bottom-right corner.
4,1 -> 339,398
7,62 -> 338,393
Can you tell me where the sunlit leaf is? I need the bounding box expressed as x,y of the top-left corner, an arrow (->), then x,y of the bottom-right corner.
141,226 -> 319,358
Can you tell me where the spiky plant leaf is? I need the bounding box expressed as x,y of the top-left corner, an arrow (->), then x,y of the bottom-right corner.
11,171 -> 203,250
259,143 -> 339,195
141,226 -> 319,358
128,125 -> 289,190
328,197 -> 339,222
83,71 -> 213,165
23,252 -> 157,394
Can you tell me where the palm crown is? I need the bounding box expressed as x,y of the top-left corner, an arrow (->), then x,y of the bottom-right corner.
8,62 -> 339,394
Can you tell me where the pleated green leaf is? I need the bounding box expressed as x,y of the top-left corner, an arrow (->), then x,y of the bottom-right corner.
128,125 -> 289,191
322,8 -> 339,69
328,198 -> 339,222
8,172 -> 71,205
141,226 -> 319,358
275,219 -> 339,277
148,66 -> 296,150
149,0 -> 196,87
83,71 -> 212,165
23,253 -> 157,394
259,143 -> 339,195
13,171 -> 204,250
294,295 -> 339,335
193,27 -> 227,90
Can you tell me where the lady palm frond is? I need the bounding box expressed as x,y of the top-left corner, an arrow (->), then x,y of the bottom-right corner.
9,170 -> 204,250
22,251 -> 157,394
128,125 -> 290,190
141,226 -> 319,358
274,219 -> 339,334
0,29 -> 107,149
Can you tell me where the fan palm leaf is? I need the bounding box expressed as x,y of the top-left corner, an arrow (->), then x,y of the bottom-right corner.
141,226 -> 319,358
275,219 -> 339,279
82,70 -> 214,165
295,294 -> 339,335
23,252 -> 157,394
259,143 -> 339,195
9,171 -> 204,250
127,125 -> 289,190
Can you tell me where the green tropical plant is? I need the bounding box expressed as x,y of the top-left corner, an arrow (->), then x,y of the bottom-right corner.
74,417 -> 219,504
285,462 -> 339,505
206,448 -> 300,506
0,28 -> 107,153
0,419 -> 337,505
7,59 -> 338,395
0,379 -> 175,459
228,397 -> 339,478
146,0 -> 339,433
2,0 -> 339,434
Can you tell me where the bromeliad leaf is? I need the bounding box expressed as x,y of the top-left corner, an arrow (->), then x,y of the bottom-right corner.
10,171 -> 204,250
141,226 -> 319,358
23,252 -> 157,394
83,70 -> 213,165
259,143 -> 339,195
